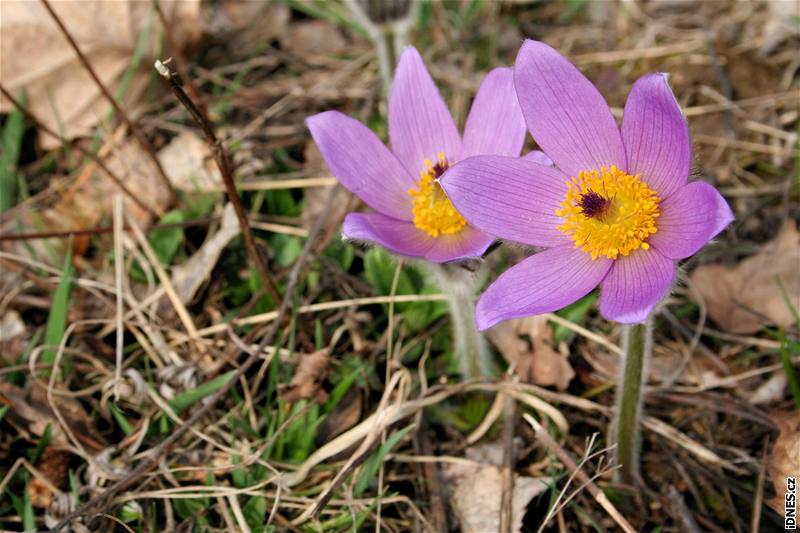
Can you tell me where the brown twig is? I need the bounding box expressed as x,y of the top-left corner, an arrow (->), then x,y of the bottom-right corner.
0,216 -> 215,241
499,396 -> 517,533
524,414 -> 637,533
153,0 -> 206,115
154,59 -> 282,307
0,84 -> 160,219
39,0 -> 177,206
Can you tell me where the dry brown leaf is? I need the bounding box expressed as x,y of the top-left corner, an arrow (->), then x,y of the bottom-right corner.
280,350 -> 331,403
316,387 -> 362,444
766,411 -> 800,516
285,20 -> 348,56
157,131 -> 223,192
441,443 -> 549,532
691,220 -> 800,334
487,315 -> 575,390
170,203 -> 239,305
0,1 -> 201,148
0,382 -> 106,453
28,448 -> 71,508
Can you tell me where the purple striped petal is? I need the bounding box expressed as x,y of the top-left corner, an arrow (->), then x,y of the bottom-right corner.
389,47 -> 461,177
523,150 -> 554,166
598,248 -> 676,323
514,40 -> 626,178
307,111 -> 415,221
440,155 -> 571,247
475,245 -> 612,330
343,212 -> 434,258
461,67 -> 527,158
424,225 -> 495,263
622,73 -> 691,199
649,181 -> 733,260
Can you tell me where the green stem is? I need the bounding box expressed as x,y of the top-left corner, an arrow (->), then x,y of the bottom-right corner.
614,321 -> 651,484
424,263 -> 491,378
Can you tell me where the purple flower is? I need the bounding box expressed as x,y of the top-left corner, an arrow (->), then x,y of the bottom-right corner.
306,46 -> 530,263
441,40 -> 734,328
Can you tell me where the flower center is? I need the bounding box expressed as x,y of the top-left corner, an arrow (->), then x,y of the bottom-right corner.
555,166 -> 661,260
408,152 -> 467,237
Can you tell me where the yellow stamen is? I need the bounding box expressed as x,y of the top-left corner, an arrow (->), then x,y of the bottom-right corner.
408,152 -> 467,237
555,165 -> 661,260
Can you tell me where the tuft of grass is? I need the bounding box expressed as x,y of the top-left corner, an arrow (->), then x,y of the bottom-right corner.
43,249 -> 74,373
0,91 -> 26,213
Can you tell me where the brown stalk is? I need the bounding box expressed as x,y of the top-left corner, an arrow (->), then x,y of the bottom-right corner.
0,216 -> 215,242
154,59 -> 282,307
153,0 -> 206,116
0,84 -> 160,219
48,180 -> 339,533
39,0 -> 177,206
498,396 -> 517,533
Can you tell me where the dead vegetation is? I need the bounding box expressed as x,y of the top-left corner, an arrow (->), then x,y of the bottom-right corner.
0,0 -> 798,532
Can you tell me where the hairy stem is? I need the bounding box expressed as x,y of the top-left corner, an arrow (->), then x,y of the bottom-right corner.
425,263 -> 491,378
613,320 -> 652,484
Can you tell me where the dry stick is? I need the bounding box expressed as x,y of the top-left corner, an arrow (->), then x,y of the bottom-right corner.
524,414 -> 636,533
40,0 -> 177,206
498,396 -> 517,533
0,84 -> 159,219
49,186 -> 331,531
0,216 -> 215,242
154,59 -> 282,307
153,0 -> 206,116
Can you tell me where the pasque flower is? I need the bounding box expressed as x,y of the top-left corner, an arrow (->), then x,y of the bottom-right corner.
306,46 -> 531,263
442,40 -> 734,328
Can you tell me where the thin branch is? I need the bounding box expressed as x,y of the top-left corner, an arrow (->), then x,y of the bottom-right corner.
154,59 -> 282,307
40,0 -> 177,206
524,414 -> 637,533
0,84 -> 160,219
0,216 -> 214,241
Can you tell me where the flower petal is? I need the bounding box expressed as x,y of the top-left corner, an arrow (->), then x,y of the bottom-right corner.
649,181 -> 734,259
598,248 -> 675,323
475,245 -> 612,330
424,225 -> 495,263
461,67 -> 527,158
622,73 -> 691,199
523,150 -> 554,166
389,47 -> 461,176
342,212 -> 434,258
440,155 -> 571,247
307,111 -> 415,220
514,40 -> 625,178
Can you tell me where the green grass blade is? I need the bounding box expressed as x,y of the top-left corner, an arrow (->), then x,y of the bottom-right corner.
354,423 -> 415,496
168,370 -> 235,415
43,249 -> 74,372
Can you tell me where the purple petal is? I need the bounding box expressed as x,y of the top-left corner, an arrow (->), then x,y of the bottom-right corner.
461,68 -> 527,158
649,181 -> 734,259
475,245 -> 612,330
424,225 -> 494,263
440,155 -> 571,247
622,73 -> 691,199
514,40 -> 625,178
598,248 -> 675,323
307,111 -> 415,220
523,150 -> 554,166
342,212 -> 434,258
389,47 -> 461,177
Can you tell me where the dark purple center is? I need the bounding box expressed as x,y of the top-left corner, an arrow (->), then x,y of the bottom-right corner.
431,160 -> 449,178
578,191 -> 612,219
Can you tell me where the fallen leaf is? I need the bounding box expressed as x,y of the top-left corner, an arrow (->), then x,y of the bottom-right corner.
441,443 -> 549,533
157,131 -> 223,193
0,382 -> 106,452
28,448 -> 71,508
0,0 -> 201,148
487,315 -> 575,390
170,203 -> 240,305
691,220 -> 800,334
285,20 -> 348,56
316,387 -> 362,444
766,411 -> 800,516
280,350 -> 331,403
